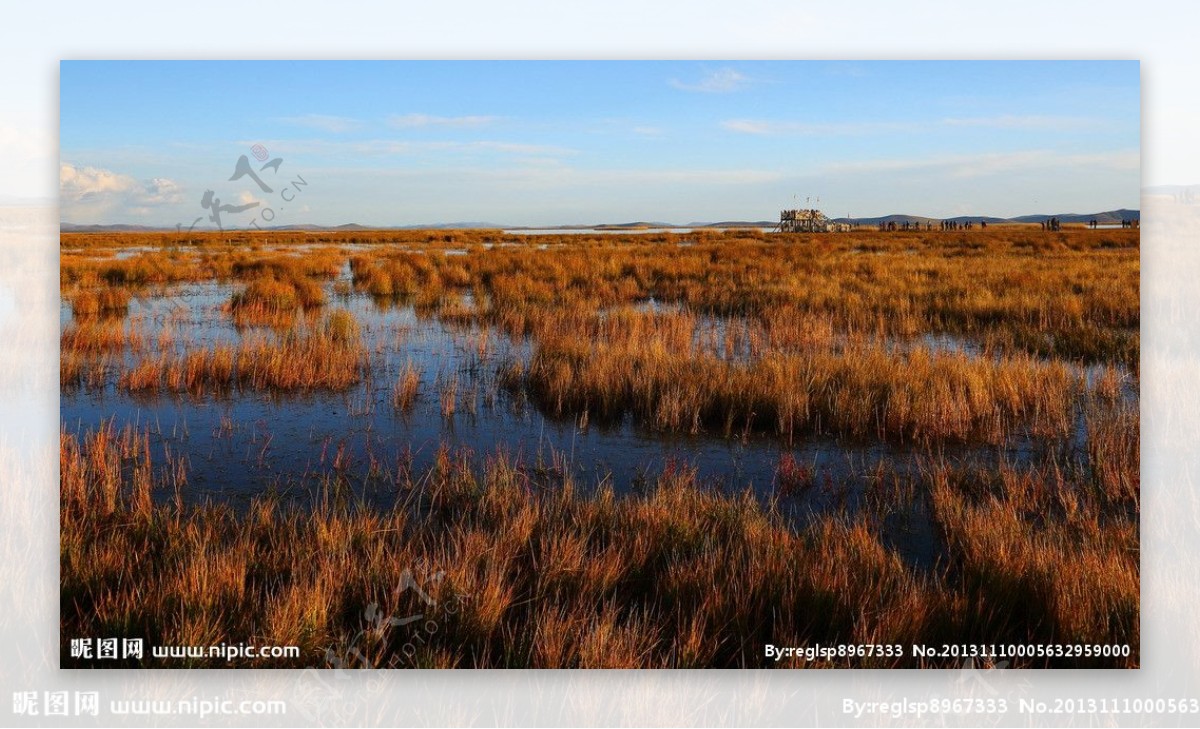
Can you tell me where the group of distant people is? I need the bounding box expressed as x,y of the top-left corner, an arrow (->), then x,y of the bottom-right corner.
878,221 -> 932,231
1047,217 -> 1138,231
863,217 -> 1134,233
1083,218 -> 1139,229
940,220 -> 986,230
874,220 -> 989,231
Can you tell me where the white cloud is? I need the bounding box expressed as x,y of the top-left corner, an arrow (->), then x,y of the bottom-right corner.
387,113 -> 499,129
278,114 -> 363,133
139,177 -> 184,205
669,68 -> 751,93
60,163 -> 185,219
237,190 -> 263,207
60,163 -> 137,201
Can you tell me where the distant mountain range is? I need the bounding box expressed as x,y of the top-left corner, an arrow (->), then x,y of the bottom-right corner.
827,209 -> 1140,227
61,209 -> 1139,233
1007,208 -> 1140,225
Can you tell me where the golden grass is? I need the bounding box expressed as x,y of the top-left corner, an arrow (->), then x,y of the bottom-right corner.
515,311 -> 1081,443
61,249 -> 205,287
227,269 -> 327,330
61,317 -> 144,389
230,275 -> 325,312
68,286 -> 132,318
61,228 -> 1140,668
61,422 -> 1137,668
62,227 -> 1138,369
119,310 -> 368,394
61,350 -> 108,390
439,372 -> 458,418
61,317 -> 144,354
392,359 -> 421,412
927,461 -> 1138,650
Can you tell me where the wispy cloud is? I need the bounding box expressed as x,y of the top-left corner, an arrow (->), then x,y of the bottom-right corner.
240,138 -> 575,159
573,168 -> 782,186
821,149 -> 1139,179
723,115 -> 1106,136
278,114 -> 363,133
387,113 -> 499,129
313,165 -> 782,188
669,68 -> 752,93
721,119 -> 911,136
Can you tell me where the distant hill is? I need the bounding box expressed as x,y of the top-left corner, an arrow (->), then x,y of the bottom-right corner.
591,222 -> 676,230
61,209 -> 1139,233
1009,209 -> 1138,225
268,221 -> 509,231
61,223 -> 168,232
832,214 -> 942,227
687,221 -> 777,228
393,222 -> 506,230
261,224 -> 326,231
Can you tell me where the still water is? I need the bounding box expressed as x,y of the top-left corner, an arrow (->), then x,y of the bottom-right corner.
62,266 -> 1129,569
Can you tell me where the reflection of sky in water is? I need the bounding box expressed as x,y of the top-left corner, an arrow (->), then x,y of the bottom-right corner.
61,274 -> 1138,571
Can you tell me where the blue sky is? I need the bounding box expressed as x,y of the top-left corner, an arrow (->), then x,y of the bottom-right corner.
59,61 -> 1140,226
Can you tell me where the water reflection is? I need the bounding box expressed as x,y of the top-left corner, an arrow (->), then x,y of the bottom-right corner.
61,273 -> 1135,572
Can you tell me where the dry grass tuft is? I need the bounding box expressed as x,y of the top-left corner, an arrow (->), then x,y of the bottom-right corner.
62,426 -> 1137,668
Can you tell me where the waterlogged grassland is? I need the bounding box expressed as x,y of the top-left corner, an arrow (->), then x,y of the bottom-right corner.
60,227 -> 1139,668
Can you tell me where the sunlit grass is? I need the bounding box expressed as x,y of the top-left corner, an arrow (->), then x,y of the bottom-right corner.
118,310 -> 368,394
60,227 -> 1140,668
61,424 -> 1138,668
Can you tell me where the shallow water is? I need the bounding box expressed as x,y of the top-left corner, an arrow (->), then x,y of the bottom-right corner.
60,273 -> 1133,572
